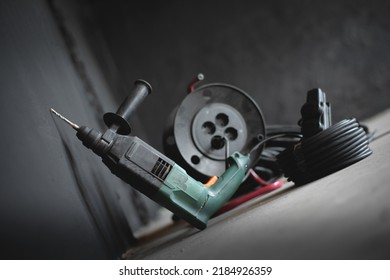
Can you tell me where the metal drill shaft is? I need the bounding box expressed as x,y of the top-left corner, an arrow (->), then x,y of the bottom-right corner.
50,108 -> 80,130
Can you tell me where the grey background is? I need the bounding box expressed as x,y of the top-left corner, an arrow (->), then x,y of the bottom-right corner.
88,0 -> 390,150
0,0 -> 389,259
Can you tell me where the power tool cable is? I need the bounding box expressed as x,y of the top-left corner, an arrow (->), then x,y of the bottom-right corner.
276,118 -> 372,186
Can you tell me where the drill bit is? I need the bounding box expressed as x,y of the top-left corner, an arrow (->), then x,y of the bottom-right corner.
50,108 -> 80,130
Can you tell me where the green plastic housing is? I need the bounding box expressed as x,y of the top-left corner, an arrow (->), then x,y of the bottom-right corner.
154,152 -> 249,229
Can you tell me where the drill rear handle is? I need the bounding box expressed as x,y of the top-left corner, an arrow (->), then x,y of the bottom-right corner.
52,80 -> 249,230
99,133 -> 249,230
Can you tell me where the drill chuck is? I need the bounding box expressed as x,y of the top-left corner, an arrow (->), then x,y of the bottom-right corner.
76,126 -> 113,157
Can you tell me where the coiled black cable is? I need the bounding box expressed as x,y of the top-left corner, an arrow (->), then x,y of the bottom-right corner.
276,118 -> 372,186
253,126 -> 302,182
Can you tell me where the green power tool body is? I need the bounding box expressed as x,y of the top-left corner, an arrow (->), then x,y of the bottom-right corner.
51,80 -> 251,230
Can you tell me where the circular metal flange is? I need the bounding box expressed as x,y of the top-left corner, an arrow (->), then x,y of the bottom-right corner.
164,83 -> 266,180
192,103 -> 247,160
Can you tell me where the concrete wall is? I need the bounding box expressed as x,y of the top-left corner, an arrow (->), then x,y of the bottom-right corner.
0,0 -> 158,259
88,0 -> 390,151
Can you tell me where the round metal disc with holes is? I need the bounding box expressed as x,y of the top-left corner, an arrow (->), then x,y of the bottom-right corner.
163,83 -> 266,180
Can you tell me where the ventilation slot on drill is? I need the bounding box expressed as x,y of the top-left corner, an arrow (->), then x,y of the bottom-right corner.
151,158 -> 172,181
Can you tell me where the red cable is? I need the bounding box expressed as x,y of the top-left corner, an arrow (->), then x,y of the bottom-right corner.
249,168 -> 269,186
213,172 -> 283,217
187,73 -> 204,93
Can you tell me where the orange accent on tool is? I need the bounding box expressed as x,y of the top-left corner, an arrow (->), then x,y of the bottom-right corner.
204,175 -> 218,187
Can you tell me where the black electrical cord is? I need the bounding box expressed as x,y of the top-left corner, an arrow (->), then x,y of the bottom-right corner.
276,118 -> 372,186
251,125 -> 302,182
234,131 -> 302,196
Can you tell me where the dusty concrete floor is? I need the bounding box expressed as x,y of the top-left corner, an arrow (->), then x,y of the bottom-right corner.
125,109 -> 390,259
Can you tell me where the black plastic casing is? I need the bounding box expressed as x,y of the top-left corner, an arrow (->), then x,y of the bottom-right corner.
299,88 -> 332,138
77,126 -> 175,198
